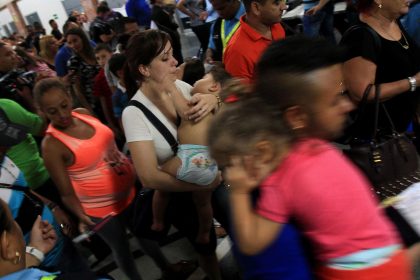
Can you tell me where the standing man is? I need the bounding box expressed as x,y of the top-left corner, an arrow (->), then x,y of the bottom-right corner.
224,0 -> 287,82
303,0 -> 336,43
49,19 -> 63,41
205,0 -> 245,63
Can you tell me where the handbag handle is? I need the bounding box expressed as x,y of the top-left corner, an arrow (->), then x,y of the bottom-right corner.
351,84 -> 399,141
371,85 -> 399,140
346,84 -> 373,139
372,84 -> 380,140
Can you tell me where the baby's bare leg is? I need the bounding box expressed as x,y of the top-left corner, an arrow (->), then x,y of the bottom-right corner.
160,156 -> 182,176
152,190 -> 170,231
152,157 -> 182,231
193,190 -> 213,244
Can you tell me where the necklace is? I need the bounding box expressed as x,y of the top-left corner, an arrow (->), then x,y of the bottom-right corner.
369,14 -> 410,49
381,27 -> 410,49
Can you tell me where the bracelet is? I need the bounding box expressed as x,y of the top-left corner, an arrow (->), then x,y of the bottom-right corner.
26,246 -> 45,262
408,77 -> 417,92
213,94 -> 222,109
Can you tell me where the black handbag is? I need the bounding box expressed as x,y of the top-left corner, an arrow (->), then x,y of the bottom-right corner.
128,188 -> 170,241
343,84 -> 420,200
126,100 -> 176,241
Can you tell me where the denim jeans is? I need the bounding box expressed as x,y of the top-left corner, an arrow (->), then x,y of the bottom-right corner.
303,1 -> 336,43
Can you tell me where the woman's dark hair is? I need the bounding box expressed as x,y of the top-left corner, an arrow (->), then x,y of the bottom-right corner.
354,0 -> 374,12
65,28 -> 95,61
109,53 -> 126,77
182,57 -> 205,86
208,80 -> 290,167
124,30 -> 171,98
0,200 -> 12,235
33,78 -> 69,106
63,20 -> 77,34
255,35 -> 346,111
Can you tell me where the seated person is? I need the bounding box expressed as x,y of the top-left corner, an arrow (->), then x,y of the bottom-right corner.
0,109 -> 90,274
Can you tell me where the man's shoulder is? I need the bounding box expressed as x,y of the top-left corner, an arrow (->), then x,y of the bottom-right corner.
272,23 -> 286,39
225,27 -> 251,55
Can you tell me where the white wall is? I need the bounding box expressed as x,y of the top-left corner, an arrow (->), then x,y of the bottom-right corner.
0,8 -> 14,37
17,0 -> 68,34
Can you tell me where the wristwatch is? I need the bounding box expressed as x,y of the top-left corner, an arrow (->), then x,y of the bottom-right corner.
26,246 -> 45,262
408,77 -> 417,92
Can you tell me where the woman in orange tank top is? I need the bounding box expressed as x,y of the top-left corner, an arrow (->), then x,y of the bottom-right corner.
33,78 -> 178,280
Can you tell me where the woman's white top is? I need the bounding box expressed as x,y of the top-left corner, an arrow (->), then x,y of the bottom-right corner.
122,80 -> 192,164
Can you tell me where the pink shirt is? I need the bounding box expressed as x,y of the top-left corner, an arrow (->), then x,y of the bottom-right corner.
46,112 -> 135,218
256,138 -> 400,262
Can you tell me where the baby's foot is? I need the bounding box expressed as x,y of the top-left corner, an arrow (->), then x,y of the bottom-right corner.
151,221 -> 165,232
195,232 -> 210,244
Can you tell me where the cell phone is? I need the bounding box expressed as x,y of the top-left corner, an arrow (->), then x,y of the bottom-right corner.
72,213 -> 115,243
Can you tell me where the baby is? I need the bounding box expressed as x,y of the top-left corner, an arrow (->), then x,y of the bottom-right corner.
152,65 -> 230,244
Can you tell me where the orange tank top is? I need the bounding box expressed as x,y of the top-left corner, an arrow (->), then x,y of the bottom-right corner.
46,111 -> 135,218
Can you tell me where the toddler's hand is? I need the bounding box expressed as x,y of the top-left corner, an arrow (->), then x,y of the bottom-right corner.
224,156 -> 259,194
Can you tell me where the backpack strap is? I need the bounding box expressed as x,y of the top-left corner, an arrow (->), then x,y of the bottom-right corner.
128,100 -> 178,155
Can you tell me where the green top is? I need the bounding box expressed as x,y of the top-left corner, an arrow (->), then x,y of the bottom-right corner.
1,99 -> 49,189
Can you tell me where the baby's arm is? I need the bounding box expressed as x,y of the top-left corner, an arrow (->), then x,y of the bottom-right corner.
226,157 -> 283,255
166,83 -> 191,120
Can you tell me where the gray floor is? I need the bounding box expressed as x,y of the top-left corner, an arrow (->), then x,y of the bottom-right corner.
89,228 -> 240,280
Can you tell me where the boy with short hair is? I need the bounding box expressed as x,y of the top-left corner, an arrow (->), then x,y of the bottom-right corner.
93,43 -> 119,133
108,53 -> 128,130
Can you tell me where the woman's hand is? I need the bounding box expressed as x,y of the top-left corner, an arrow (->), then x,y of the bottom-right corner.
199,11 -> 208,21
52,207 -> 76,237
224,156 -> 259,194
29,215 -> 57,254
186,93 -> 218,122
305,5 -> 321,15
78,214 -> 95,235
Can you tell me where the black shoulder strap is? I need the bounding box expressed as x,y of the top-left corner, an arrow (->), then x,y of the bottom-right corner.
128,100 -> 178,155
0,183 -> 28,192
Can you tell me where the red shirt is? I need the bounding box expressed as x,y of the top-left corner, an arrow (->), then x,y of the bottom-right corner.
93,68 -> 114,122
224,15 -> 285,83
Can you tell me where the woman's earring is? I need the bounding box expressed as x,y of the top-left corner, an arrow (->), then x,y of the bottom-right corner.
13,251 -> 21,265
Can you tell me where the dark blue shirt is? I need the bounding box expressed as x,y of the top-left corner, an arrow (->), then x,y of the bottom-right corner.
232,223 -> 312,280
126,0 -> 152,28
